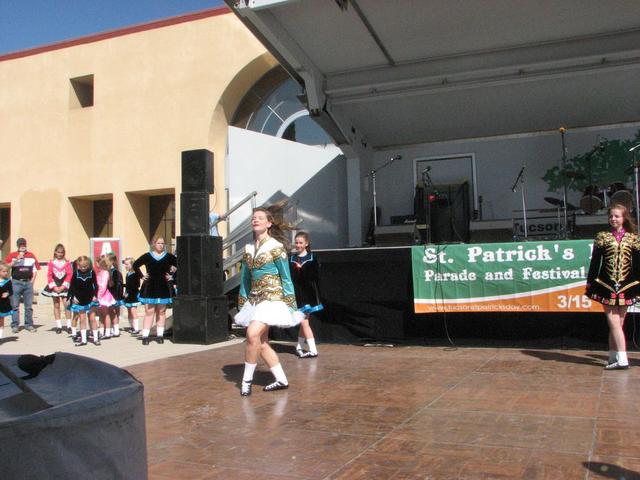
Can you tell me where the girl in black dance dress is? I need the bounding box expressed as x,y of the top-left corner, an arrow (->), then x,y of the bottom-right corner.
133,237 -> 177,345
290,231 -> 323,358
0,262 -> 15,339
586,204 -> 640,369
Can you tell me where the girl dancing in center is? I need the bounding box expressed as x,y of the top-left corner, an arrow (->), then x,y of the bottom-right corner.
235,207 -> 303,396
586,203 -> 640,370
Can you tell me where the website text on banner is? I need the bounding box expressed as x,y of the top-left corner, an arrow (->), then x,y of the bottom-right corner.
411,240 -> 601,313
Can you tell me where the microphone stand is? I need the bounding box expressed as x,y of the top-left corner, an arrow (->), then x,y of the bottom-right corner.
560,129 -> 569,239
422,168 -> 437,244
369,155 -> 399,228
511,166 -> 527,239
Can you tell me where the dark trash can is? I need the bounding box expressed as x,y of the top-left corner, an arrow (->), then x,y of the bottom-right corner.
0,353 -> 147,479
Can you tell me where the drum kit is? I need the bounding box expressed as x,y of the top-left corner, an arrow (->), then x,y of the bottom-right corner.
544,171 -> 635,215
516,132 -> 640,240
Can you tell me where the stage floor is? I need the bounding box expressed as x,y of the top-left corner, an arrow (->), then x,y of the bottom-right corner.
128,343 -> 640,480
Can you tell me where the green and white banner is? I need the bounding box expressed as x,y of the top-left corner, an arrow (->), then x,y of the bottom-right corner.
412,240 -> 601,313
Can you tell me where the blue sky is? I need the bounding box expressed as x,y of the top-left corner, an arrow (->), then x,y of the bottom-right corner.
0,0 -> 227,55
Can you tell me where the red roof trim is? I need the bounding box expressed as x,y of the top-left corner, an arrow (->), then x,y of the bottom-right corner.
0,6 -> 230,62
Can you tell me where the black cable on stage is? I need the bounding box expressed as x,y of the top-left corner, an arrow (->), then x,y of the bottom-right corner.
431,243 -> 457,351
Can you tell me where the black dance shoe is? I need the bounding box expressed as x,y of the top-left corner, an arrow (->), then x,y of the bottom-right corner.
56,328 -> 62,334
74,341 -> 87,347
298,351 -> 318,359
156,336 -> 164,344
142,337 -> 150,346
263,381 -> 289,392
240,381 -> 252,396
604,362 -> 629,370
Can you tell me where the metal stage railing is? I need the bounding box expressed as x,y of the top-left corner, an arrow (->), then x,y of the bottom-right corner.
219,191 -> 257,294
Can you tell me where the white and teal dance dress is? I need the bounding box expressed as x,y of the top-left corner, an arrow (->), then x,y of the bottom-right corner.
133,251 -> 177,305
235,237 -> 303,328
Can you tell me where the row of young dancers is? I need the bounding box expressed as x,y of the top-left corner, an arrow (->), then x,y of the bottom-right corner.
0,238 -> 177,345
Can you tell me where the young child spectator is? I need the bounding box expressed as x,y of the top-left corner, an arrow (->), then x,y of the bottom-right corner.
0,262 -> 15,339
67,256 -> 99,346
107,252 -> 124,337
122,257 -> 141,334
41,244 -> 73,334
96,255 -> 116,340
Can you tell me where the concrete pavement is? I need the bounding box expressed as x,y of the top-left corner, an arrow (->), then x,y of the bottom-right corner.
0,298 -> 243,368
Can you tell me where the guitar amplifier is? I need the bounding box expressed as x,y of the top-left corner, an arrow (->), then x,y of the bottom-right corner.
374,225 -> 418,247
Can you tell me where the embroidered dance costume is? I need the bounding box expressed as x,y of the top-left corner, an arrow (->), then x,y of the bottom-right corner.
290,252 -> 323,314
0,279 -> 15,318
235,237 -> 303,327
109,266 -> 124,307
41,259 -> 73,297
123,271 -> 141,307
67,269 -> 98,312
133,251 -> 177,305
586,229 -> 640,305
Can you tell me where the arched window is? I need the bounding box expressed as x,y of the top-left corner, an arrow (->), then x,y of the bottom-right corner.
232,67 -> 333,146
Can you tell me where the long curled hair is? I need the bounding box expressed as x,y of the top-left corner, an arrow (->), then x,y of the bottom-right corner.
609,203 -> 637,234
253,206 -> 292,250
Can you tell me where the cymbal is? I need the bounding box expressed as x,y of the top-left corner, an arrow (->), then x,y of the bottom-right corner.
563,170 -> 585,180
544,197 -> 577,210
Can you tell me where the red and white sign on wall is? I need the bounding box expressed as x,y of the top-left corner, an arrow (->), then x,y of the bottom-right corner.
90,238 -> 122,265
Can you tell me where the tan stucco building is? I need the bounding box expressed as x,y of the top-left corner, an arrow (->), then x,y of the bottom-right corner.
0,7 -> 277,266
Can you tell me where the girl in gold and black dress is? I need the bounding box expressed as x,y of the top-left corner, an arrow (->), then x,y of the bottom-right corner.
586,204 -> 640,370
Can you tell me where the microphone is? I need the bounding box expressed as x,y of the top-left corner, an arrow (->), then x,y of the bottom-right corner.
390,154 -> 402,162
629,143 -> 640,152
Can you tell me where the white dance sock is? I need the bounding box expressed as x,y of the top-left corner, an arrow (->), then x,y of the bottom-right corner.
66,319 -> 72,329
80,330 -> 87,343
132,318 -> 139,331
55,320 -> 62,329
270,363 -> 288,385
142,328 -> 150,338
617,351 -> 629,366
113,325 -> 120,336
243,362 -> 257,383
307,338 -> 318,354
156,327 -> 164,338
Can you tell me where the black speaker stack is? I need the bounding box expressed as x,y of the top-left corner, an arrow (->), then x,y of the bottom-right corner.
173,149 -> 229,344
